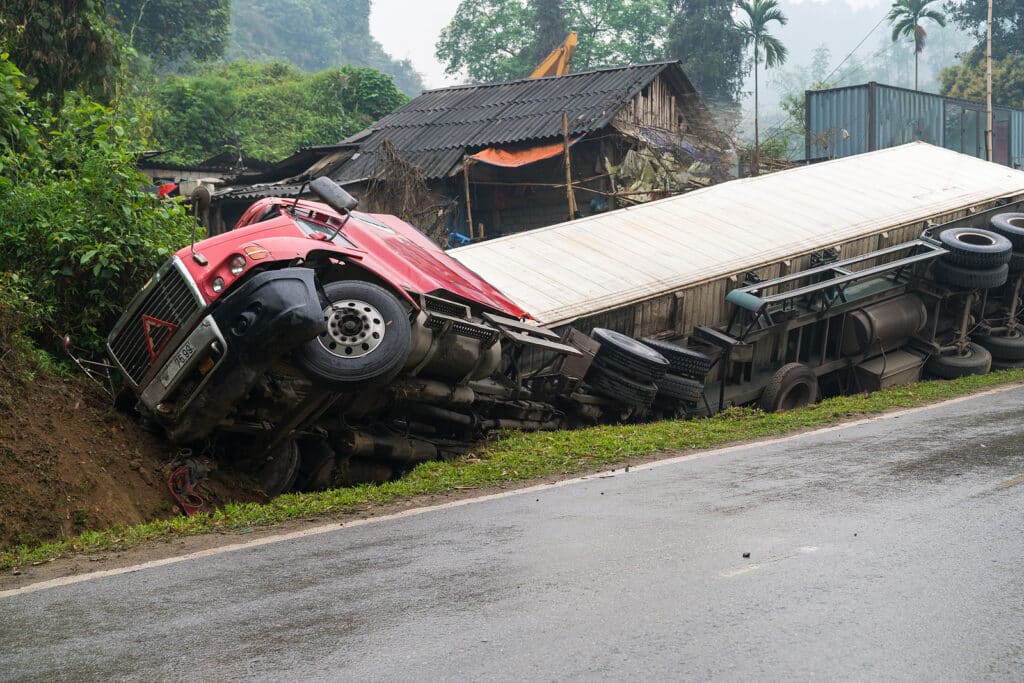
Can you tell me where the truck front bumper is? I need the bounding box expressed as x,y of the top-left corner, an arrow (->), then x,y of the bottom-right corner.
142,267 -> 326,442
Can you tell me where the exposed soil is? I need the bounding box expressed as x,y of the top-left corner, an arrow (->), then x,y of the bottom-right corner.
0,372 -> 260,549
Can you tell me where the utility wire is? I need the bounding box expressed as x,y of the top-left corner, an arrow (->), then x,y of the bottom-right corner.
758,8 -> 891,150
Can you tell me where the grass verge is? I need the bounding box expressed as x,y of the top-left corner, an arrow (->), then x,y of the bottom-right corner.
3,369 -> 1023,571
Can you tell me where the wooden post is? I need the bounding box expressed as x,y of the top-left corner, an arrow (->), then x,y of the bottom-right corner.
462,155 -> 476,239
562,111 -> 577,219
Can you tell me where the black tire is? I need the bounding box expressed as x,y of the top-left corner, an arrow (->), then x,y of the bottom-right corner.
585,363 -> 658,408
255,439 -> 300,498
938,227 -> 1011,268
294,437 -> 336,492
640,338 -> 713,380
989,212 -> 1024,250
1009,251 -> 1024,274
972,329 -> 1024,361
294,280 -> 411,390
992,358 -> 1024,371
590,328 -> 670,383
759,363 -> 818,413
924,342 -> 992,379
656,373 -> 704,403
932,260 -> 1009,290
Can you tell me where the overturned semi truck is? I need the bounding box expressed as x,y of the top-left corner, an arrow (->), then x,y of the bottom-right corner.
108,143 -> 1024,495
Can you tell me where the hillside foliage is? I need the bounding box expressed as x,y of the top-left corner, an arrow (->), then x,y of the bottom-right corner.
0,53 -> 193,358
227,0 -> 424,96
149,61 -> 408,165
940,52 -> 1024,110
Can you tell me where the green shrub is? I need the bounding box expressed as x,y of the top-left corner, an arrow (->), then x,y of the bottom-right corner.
0,52 -> 193,357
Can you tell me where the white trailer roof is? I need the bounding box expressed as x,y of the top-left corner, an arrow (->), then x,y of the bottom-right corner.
451,142 -> 1024,325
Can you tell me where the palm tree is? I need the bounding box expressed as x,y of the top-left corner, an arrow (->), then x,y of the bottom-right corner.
887,0 -> 946,91
736,0 -> 788,176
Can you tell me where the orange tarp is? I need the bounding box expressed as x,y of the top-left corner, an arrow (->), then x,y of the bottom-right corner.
470,137 -> 582,168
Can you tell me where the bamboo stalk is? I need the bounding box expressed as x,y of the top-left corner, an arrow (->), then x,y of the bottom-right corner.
562,111 -> 577,219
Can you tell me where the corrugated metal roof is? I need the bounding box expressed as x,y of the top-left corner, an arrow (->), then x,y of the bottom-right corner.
332,62 -> 704,181
450,143 -> 1024,325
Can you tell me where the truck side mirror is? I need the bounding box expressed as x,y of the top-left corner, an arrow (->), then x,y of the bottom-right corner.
310,176 -> 358,214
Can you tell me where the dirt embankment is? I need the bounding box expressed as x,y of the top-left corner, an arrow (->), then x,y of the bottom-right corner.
0,372 -> 257,549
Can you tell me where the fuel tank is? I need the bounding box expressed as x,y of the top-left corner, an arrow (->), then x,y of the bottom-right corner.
841,294 -> 928,356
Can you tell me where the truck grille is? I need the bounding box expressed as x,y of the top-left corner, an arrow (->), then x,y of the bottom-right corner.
108,259 -> 203,385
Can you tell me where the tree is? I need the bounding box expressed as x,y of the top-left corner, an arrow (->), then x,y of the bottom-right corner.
436,0 -> 669,83
887,0 -> 946,91
228,0 -> 425,96
150,61 -> 408,164
528,0 -> 569,65
945,0 -> 1024,60
108,0 -> 231,64
665,0 -> 746,108
436,0 -> 535,82
940,51 -> 1024,109
735,0 -> 788,176
0,0 -> 121,108
0,61 -> 194,354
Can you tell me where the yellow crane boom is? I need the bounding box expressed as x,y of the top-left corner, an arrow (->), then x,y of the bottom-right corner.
529,31 -> 577,78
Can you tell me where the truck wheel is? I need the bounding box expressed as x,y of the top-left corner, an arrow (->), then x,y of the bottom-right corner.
989,212 -> 1024,250
590,328 -> 669,382
924,343 -> 992,379
932,260 -> 1008,290
759,363 -> 818,413
938,227 -> 1011,269
586,363 -> 658,408
295,281 -> 411,390
972,329 -> 1024,361
655,373 -> 704,403
294,437 -> 336,492
255,439 -> 300,498
992,358 -> 1024,371
640,338 -> 713,380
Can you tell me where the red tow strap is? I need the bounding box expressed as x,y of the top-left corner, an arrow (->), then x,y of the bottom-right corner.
168,461 -> 207,515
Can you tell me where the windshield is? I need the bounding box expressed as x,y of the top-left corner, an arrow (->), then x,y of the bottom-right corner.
293,216 -> 357,248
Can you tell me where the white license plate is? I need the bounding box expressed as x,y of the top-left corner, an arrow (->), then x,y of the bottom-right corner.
160,341 -> 197,387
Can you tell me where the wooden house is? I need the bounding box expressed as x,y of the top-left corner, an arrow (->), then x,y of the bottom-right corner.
209,61 -> 732,242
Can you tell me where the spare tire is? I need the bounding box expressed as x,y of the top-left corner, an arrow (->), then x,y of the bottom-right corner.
1009,251 -> 1024,274
640,338 -> 713,380
590,328 -> 670,383
938,227 -> 1012,269
989,212 -> 1024,250
585,362 -> 658,408
655,373 -> 704,403
932,260 -> 1009,290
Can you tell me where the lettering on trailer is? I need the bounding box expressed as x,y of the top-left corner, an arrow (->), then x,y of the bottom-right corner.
141,314 -> 178,362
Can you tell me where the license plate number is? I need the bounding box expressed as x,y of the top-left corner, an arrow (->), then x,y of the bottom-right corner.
161,341 -> 197,387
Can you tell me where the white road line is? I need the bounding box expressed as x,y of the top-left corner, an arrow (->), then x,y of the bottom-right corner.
3,383 -> 1019,599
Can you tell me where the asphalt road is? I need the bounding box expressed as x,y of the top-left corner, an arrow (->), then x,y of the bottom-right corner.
3,388 -> 1024,681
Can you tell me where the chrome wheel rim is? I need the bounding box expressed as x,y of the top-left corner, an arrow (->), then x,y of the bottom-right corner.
318,299 -> 385,359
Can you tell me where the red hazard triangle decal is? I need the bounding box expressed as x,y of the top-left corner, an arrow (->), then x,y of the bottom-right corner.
141,314 -> 178,363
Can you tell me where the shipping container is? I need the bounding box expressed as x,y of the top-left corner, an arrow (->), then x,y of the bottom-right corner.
806,82 -> 1024,169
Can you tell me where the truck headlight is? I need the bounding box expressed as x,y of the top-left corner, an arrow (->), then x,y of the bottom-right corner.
229,254 -> 246,275
212,277 -> 225,293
